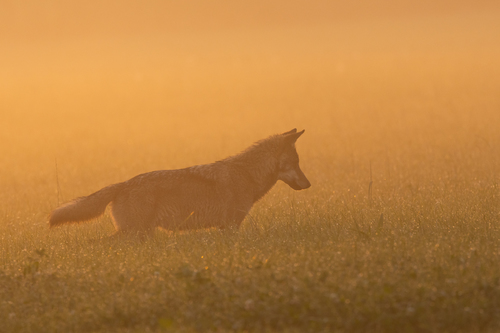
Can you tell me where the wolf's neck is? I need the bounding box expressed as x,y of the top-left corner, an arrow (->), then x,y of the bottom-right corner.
228,141 -> 280,202
247,163 -> 279,202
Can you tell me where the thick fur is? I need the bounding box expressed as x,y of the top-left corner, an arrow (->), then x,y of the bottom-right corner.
49,129 -> 311,234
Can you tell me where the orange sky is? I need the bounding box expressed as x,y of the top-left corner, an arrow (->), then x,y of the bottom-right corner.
2,1 -> 499,42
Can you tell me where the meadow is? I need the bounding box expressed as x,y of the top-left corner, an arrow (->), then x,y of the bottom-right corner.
1,5 -> 500,332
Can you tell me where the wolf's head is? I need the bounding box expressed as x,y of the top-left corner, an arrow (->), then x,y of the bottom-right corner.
278,129 -> 311,190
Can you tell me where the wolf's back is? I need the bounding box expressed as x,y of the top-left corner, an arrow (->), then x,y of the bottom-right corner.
49,183 -> 123,227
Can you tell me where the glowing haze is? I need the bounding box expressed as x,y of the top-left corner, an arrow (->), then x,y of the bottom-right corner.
2,2 -> 500,331
1,1 -> 499,209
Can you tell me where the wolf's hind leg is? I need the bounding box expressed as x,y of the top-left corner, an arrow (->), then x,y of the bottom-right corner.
110,193 -> 156,234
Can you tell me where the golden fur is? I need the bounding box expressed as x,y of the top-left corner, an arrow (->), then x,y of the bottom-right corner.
49,129 -> 310,235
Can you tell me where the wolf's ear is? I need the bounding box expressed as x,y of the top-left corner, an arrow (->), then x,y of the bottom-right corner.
283,129 -> 305,145
281,128 -> 297,136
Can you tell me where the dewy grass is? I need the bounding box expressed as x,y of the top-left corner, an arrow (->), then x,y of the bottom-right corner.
2,11 -> 500,332
2,210 -> 500,332
2,147 -> 500,332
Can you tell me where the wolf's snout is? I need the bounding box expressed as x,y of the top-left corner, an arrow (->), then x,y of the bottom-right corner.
294,173 -> 311,190
282,166 -> 311,190
299,177 -> 311,190
296,166 -> 311,190
287,177 -> 311,191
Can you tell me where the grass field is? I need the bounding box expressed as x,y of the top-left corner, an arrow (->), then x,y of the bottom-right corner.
2,3 -> 500,332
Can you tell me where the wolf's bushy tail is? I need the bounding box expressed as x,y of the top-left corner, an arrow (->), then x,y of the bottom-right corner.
49,183 -> 123,227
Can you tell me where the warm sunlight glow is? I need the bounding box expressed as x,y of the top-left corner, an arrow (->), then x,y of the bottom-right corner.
1,1 -> 500,331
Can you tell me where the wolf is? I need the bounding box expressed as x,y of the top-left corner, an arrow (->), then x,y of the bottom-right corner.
49,129 -> 310,236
